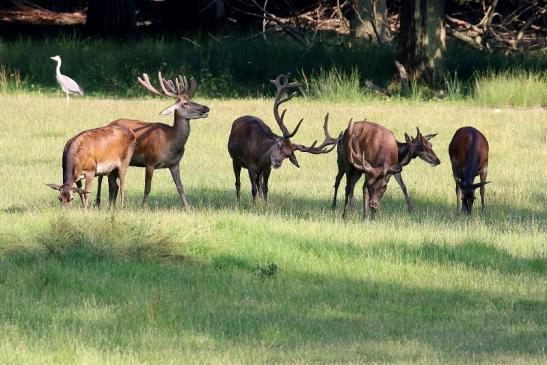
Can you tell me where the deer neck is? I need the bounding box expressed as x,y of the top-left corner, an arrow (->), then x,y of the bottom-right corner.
172,115 -> 191,148
62,144 -> 78,186
397,141 -> 414,166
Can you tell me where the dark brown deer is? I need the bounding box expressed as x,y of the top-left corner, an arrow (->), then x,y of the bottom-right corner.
332,126 -> 440,211
228,74 -> 341,203
342,121 -> 412,219
96,72 -> 210,210
449,126 -> 490,214
47,125 -> 136,209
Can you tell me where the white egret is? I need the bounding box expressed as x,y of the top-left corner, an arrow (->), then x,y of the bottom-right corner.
50,55 -> 84,103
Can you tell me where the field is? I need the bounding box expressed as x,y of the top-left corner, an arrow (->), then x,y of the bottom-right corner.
0,93 -> 545,364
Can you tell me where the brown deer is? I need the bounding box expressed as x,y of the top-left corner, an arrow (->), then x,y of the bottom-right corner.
342,121 -> 412,219
449,126 -> 490,214
228,74 -> 341,203
332,126 -> 440,211
47,125 -> 136,209
96,72 -> 210,210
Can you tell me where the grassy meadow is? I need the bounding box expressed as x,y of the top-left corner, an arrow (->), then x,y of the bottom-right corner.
0,93 -> 545,364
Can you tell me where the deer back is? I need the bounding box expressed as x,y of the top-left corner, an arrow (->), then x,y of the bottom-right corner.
228,116 -> 278,167
344,121 -> 399,168
449,126 -> 489,183
62,126 -> 135,179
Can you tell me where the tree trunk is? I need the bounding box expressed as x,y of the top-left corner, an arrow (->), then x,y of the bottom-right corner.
86,0 -> 136,35
398,0 -> 446,82
350,0 -> 389,43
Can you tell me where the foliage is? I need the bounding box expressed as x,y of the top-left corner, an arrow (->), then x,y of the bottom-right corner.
0,35 -> 545,105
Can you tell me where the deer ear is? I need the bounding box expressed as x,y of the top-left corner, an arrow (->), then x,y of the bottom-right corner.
159,102 -> 179,116
471,181 -> 490,189
46,183 -> 62,191
289,152 -> 300,168
404,133 -> 412,144
71,186 -> 87,195
424,133 -> 438,140
386,163 -> 403,176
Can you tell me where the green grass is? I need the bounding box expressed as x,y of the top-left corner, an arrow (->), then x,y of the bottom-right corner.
0,94 -> 545,364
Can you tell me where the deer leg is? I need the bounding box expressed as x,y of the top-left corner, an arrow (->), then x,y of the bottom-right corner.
233,161 -> 241,203
455,183 -> 462,213
248,169 -> 258,203
362,181 -> 371,220
257,173 -> 264,199
142,165 -> 154,207
332,169 -> 345,210
95,176 -> 103,207
342,169 -> 361,219
480,171 -> 487,214
118,167 -> 128,209
107,172 -> 119,209
75,180 -> 85,206
82,173 -> 94,210
169,164 -> 192,212
262,166 -> 271,202
393,173 -> 414,212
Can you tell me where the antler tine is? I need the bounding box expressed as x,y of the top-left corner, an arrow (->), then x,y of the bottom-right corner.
158,71 -> 179,98
188,77 -> 197,97
288,118 -> 304,138
270,73 -> 303,138
292,113 -> 343,154
416,126 -> 422,137
175,77 -> 182,94
137,73 -> 162,96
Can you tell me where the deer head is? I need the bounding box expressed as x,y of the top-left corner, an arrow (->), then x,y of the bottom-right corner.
268,74 -> 341,169
138,72 -> 209,119
46,183 -> 86,207
455,178 -> 490,214
348,122 -> 410,212
404,127 -> 440,166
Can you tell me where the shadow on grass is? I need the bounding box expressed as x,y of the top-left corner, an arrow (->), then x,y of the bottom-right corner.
0,227 -> 544,362
127,185 -> 546,230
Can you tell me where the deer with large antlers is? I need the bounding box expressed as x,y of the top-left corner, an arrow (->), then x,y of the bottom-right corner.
341,121 -> 413,219
96,72 -> 210,210
332,126 -> 440,211
228,74 -> 341,203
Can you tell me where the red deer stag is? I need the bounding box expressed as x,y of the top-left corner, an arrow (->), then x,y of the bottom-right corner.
342,121 -> 412,219
47,125 -> 136,209
97,72 -> 210,210
332,126 -> 440,211
449,126 -> 490,214
228,74 -> 341,203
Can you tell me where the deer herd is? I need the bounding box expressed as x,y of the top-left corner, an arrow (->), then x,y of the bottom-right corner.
47,72 -> 490,217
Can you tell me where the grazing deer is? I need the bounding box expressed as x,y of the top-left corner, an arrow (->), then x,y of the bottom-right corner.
342,121 -> 412,219
97,72 -> 210,210
449,126 -> 490,214
228,74 -> 341,203
47,125 -> 136,209
332,126 -> 440,211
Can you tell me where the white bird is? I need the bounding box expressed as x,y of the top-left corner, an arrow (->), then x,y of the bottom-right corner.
50,55 -> 84,103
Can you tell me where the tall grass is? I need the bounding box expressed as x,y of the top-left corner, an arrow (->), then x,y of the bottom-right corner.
300,66 -> 368,101
1,34 -> 545,105
473,70 -> 547,107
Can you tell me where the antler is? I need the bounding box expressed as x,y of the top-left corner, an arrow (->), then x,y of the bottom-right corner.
138,72 -> 197,98
293,113 -> 343,154
347,121 -> 374,173
270,74 -> 303,138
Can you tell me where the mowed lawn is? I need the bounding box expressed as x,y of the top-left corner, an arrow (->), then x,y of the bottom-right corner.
0,94 -> 545,364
